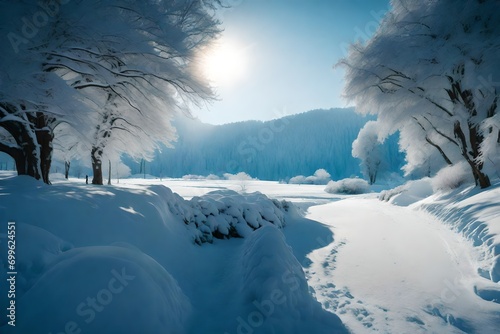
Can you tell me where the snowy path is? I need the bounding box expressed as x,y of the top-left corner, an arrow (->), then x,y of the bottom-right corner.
304,196 -> 500,334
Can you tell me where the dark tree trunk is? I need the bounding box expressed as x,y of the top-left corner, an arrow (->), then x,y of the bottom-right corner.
454,121 -> 491,188
108,159 -> 111,185
65,161 -> 71,179
91,146 -> 103,185
36,129 -> 53,184
0,104 -> 55,183
0,143 -> 26,176
32,112 -> 54,184
446,77 -> 491,189
1,121 -> 41,180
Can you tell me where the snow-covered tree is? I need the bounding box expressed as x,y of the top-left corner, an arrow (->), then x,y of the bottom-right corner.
0,0 -> 222,184
352,121 -> 382,184
52,123 -> 88,179
340,0 -> 500,188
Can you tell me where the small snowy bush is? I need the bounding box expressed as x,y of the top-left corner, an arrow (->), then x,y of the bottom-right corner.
289,169 -> 331,185
379,178 -> 434,206
223,172 -> 254,181
431,163 -> 474,192
325,178 -> 370,194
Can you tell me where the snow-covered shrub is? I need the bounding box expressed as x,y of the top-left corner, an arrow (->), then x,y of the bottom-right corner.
289,169 -> 331,185
288,175 -> 307,184
325,178 -> 370,194
379,178 -> 433,206
431,163 -> 475,192
182,174 -> 220,180
223,172 -> 255,181
165,189 -> 292,244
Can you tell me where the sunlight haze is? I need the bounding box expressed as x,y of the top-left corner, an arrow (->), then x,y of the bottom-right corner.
193,0 -> 390,124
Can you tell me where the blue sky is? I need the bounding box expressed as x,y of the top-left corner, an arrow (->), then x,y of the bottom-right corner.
192,0 -> 390,124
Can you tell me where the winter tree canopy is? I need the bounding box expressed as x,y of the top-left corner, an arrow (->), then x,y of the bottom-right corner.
340,0 -> 500,188
0,0 -> 222,184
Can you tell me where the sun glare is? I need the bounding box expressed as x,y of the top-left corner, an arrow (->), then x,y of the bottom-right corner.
202,38 -> 249,87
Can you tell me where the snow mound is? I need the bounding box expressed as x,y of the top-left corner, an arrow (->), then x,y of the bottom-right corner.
3,246 -> 191,334
0,223 -> 73,302
170,190 -> 290,244
325,178 -> 370,194
237,225 -> 348,334
379,178 -> 434,206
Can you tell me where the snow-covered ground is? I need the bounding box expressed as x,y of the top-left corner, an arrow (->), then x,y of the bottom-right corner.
307,196 -> 499,333
0,172 -> 499,333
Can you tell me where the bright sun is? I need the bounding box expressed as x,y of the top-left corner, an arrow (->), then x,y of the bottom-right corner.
202,38 -> 249,87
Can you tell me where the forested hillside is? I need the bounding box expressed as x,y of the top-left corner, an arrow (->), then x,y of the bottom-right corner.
133,108 -> 404,181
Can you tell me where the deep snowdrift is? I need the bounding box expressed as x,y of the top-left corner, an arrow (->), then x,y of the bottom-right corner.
0,174 -> 348,333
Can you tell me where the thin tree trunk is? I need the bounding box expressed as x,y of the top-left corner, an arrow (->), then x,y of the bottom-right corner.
108,159 -> 111,185
65,161 -> 70,179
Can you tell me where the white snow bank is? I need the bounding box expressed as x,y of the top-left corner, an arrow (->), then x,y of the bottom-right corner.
381,176 -> 500,303
289,169 -> 331,185
2,245 -> 191,334
418,181 -> 500,285
237,225 -> 348,334
325,178 -> 370,195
